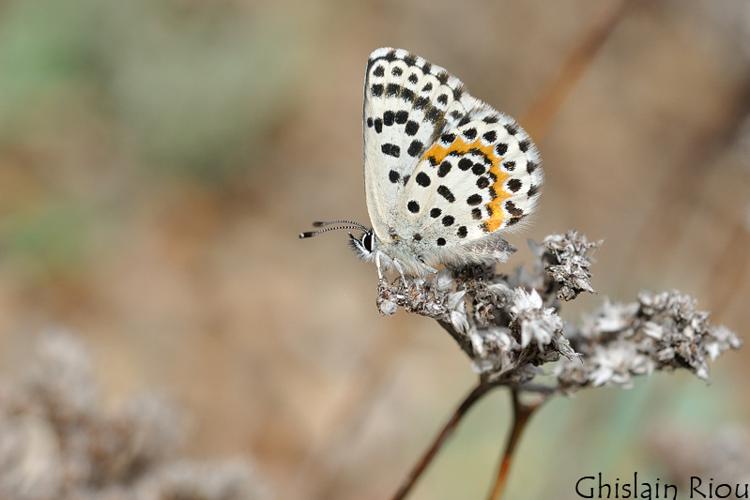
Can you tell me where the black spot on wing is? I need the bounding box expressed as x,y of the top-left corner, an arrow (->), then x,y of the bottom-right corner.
381,143 -> 400,158
438,161 -> 452,177
425,107 -> 442,123
458,158 -> 472,171
405,120 -> 419,136
415,172 -> 431,187
466,194 -> 482,206
505,201 -> 524,216
408,140 -> 423,157
437,185 -> 455,202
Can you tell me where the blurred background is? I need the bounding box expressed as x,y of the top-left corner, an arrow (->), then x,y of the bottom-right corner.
0,0 -> 748,499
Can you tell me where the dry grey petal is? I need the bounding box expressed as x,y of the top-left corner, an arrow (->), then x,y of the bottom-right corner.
450,310 -> 470,335
509,289 -> 563,350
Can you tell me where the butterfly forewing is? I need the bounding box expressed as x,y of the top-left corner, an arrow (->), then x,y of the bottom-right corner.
363,48 -> 477,240
363,47 -> 542,266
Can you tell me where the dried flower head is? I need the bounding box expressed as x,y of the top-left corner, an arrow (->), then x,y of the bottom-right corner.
557,290 -> 742,390
375,231 -> 740,394
541,231 -> 600,301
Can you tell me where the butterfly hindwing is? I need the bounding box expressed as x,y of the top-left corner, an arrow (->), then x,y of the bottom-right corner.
399,112 -> 542,252
363,48 -> 477,239
362,47 -> 543,270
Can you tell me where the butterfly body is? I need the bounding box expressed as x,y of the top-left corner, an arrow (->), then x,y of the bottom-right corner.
302,48 -> 542,277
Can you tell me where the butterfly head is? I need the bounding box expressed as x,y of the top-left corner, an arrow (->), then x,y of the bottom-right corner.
299,219 -> 376,261
348,228 -> 377,260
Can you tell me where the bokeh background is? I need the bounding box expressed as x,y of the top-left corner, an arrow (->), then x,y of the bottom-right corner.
0,0 -> 748,498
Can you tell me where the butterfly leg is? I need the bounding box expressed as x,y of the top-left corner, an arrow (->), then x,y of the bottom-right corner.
392,259 -> 408,286
375,252 -> 384,280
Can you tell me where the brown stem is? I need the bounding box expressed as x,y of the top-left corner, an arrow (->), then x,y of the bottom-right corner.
487,389 -> 544,500
390,381 -> 498,500
390,381 -> 556,500
521,0 -> 635,140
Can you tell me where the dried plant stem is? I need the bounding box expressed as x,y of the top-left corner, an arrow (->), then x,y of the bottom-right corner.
521,0 -> 634,139
487,390 -> 544,500
390,381 -> 496,500
390,381 -> 555,500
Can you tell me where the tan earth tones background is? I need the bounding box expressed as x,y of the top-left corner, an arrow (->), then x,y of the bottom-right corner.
0,0 -> 748,499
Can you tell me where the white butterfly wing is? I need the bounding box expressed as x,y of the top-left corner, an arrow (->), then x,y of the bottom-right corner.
363,48 -> 478,240
363,48 -> 542,266
399,112 -> 542,251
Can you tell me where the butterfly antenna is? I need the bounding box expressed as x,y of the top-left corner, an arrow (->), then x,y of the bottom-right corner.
312,219 -> 368,231
299,224 -> 365,239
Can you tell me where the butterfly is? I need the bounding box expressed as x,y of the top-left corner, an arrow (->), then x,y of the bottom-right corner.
301,48 -> 543,278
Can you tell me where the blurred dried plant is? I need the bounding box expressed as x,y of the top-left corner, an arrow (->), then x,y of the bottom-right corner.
0,332 -> 271,500
380,231 -> 741,500
650,426 -> 750,499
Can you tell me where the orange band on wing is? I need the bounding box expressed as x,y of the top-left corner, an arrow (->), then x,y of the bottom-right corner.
422,137 -> 510,232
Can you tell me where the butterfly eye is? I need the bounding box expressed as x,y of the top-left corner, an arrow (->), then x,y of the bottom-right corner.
362,232 -> 374,252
